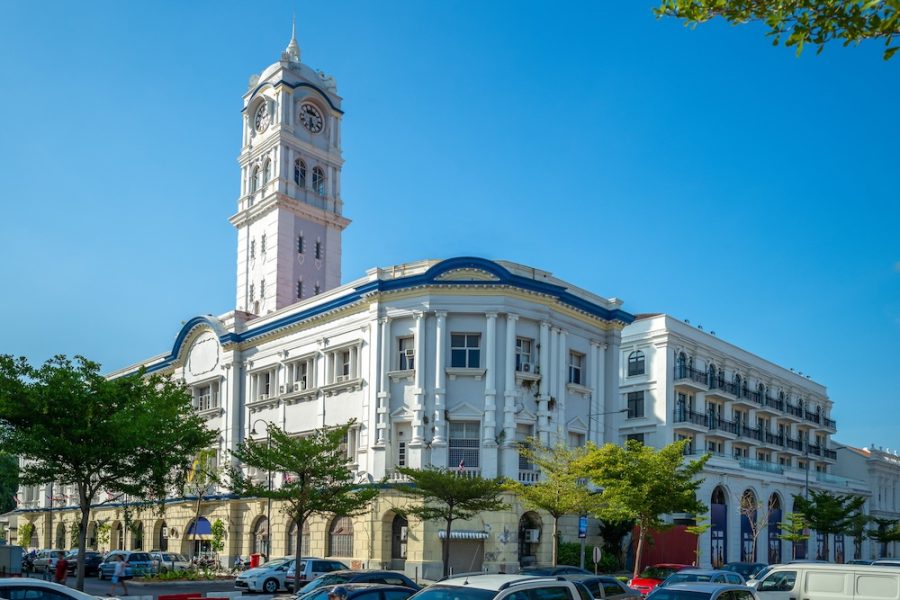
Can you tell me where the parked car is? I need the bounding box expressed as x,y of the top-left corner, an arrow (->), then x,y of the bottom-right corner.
560,574 -> 643,599
65,550 -> 104,576
722,563 -> 768,580
847,559 -> 875,565
299,583 -> 418,600
749,562 -> 900,599
97,551 -> 157,579
31,549 -> 65,574
150,551 -> 191,573
0,577 -> 120,600
285,558 -> 350,592
658,569 -> 745,588
627,564 -> 693,596
234,556 -> 296,593
872,559 -> 900,567
294,570 -> 421,596
520,566 -> 592,576
646,583 -> 760,599
408,574 -> 585,600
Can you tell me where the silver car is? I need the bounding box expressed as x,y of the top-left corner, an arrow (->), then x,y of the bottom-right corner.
561,574 -> 642,599
150,551 -> 191,573
234,557 -> 296,593
647,583 -> 760,600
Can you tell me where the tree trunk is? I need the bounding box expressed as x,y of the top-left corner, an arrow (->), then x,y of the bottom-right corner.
632,522 -> 646,580
442,516 -> 455,578
822,533 -> 829,561
76,495 -> 90,591
551,515 -> 559,566
293,515 -> 304,592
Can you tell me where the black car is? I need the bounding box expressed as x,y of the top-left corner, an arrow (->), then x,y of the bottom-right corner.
65,550 -> 104,576
297,583 -> 417,600
721,562 -> 767,580
519,566 -> 592,576
296,571 -> 421,597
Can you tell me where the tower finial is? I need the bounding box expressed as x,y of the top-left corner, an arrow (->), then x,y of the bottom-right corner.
282,13 -> 301,63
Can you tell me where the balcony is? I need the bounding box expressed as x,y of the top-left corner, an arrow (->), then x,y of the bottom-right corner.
737,425 -> 762,442
804,411 -> 821,425
708,416 -> 738,436
759,395 -> 785,414
518,470 -> 541,484
784,403 -> 804,419
673,408 -> 708,431
673,366 -> 709,391
737,456 -> 784,475
785,436 -> 804,451
763,431 -> 784,447
706,381 -> 737,401
732,390 -> 759,409
824,448 -> 837,460
806,444 -> 822,457
823,417 -> 837,430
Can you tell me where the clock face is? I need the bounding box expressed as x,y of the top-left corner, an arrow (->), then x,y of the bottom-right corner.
298,102 -> 324,134
254,103 -> 269,133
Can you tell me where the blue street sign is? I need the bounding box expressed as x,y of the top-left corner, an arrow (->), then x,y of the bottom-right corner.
578,515 -> 588,539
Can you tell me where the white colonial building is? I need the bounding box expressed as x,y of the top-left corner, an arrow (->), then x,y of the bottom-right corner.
619,314 -> 869,567
15,30 -> 633,578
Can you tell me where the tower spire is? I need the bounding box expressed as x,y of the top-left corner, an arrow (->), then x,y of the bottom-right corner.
283,13 -> 301,63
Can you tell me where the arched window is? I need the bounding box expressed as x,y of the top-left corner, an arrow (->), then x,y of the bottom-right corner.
328,516 -> 353,557
252,517 -> 269,557
294,159 -> 307,187
734,374 -> 742,395
131,522 -> 143,550
627,350 -> 645,376
676,352 -> 687,378
262,159 -> 271,185
312,167 -> 326,195
288,521 -> 310,556
708,365 -> 717,388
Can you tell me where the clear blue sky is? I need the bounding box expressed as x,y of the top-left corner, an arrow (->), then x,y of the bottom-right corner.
1,1 -> 897,451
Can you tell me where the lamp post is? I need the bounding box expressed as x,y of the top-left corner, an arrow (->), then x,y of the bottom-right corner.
250,419 -> 273,560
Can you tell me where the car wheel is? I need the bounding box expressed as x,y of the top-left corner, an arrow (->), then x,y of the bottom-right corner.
263,579 -> 279,593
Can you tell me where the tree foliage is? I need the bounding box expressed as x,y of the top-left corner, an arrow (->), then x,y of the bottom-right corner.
778,511 -> 810,559
598,518 -> 636,571
868,517 -> 900,556
685,513 -> 711,566
739,492 -> 776,562
793,490 -> 865,561
576,439 -> 709,579
394,467 -> 509,577
504,439 -> 601,566
656,0 -> 900,60
0,354 -> 215,590
229,421 -> 378,591
0,453 -> 18,514
845,512 -> 870,559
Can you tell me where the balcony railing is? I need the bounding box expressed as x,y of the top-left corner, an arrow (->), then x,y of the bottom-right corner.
764,431 -> 784,446
518,470 -> 541,483
749,391 -> 763,404
807,444 -> 822,457
708,416 -> 738,435
674,366 -> 709,386
824,417 -> 837,429
763,395 -> 784,411
786,437 -> 804,451
804,411 -> 821,424
737,457 -> 784,474
824,448 -> 838,460
673,408 -> 708,427
785,403 -> 804,418
738,426 -> 762,441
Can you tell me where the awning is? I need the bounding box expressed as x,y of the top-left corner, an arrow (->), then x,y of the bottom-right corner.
187,517 -> 212,538
437,530 -> 489,540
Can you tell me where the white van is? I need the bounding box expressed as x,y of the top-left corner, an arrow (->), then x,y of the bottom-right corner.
750,563 -> 900,600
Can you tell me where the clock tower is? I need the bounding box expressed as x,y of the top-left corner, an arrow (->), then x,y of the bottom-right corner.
230,25 -> 350,315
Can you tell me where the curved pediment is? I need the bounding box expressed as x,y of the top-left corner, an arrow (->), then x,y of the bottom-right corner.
434,268 -> 501,282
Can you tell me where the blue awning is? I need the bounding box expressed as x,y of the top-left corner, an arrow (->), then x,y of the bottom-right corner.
437,530 -> 489,540
187,517 -> 212,536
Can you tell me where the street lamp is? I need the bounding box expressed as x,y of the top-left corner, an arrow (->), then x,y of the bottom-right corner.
250,419 -> 273,560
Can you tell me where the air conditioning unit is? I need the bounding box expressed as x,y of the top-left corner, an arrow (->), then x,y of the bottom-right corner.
161,526 -> 169,539
404,349 -> 415,358
336,375 -> 349,383
400,526 -> 408,541
522,363 -> 532,373
279,385 -> 286,394
524,529 -> 540,543
259,393 -> 269,401
294,381 -> 307,392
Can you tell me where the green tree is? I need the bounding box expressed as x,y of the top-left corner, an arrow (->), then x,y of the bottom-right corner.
576,439 -> 709,579
779,511 -> 810,559
185,447 -> 223,561
844,512 -> 870,560
504,439 -> 600,566
598,518 -> 635,571
18,521 -> 35,548
210,518 -> 227,555
656,0 -> 900,60
685,513 -> 711,566
230,421 -> 378,592
868,517 -> 900,557
394,466 -> 509,578
0,453 -> 19,514
0,355 -> 215,590
793,490 -> 866,561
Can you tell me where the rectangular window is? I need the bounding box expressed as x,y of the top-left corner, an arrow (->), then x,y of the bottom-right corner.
450,333 -> 481,368
568,351 -> 585,385
569,431 -> 586,448
707,440 -> 723,454
251,369 -> 276,401
626,433 -> 645,445
448,421 -> 480,469
779,456 -> 790,467
297,235 -> 305,254
515,337 -> 534,372
675,433 -> 694,454
249,283 -> 255,302
261,234 -> 267,254
398,441 -> 407,467
516,424 -> 534,471
627,350 -> 646,376
398,336 -> 415,370
315,241 -> 322,260
193,381 -> 220,411
627,391 -> 645,418
287,358 -> 313,391
260,279 -> 266,298
250,239 -> 256,259
296,280 -> 303,299
338,350 -> 351,378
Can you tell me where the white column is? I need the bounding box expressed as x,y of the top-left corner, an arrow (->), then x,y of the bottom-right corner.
411,312 -> 425,445
433,312 -> 447,445
483,313 -> 498,443
538,321 -> 551,445
376,317 -> 390,445
557,329 -> 567,440
502,314 -> 519,478
316,344 -> 327,427
589,342 -> 600,444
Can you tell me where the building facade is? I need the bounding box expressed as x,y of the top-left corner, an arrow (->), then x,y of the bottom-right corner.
619,314 -> 869,567
15,31 -> 632,579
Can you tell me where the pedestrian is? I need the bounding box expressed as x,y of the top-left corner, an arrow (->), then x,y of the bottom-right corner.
54,552 -> 69,585
110,556 -> 129,596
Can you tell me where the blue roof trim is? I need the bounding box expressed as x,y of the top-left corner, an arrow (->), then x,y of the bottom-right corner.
245,80 -> 342,114
143,257 -> 633,374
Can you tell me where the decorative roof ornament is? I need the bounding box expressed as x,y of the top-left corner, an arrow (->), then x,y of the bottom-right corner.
281,14 -> 301,64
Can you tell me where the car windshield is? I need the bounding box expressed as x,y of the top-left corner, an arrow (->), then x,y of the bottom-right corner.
406,585 -> 496,600
642,567 -> 679,580
665,574 -> 712,586
262,558 -> 291,568
162,553 -> 184,561
299,574 -> 352,594
129,553 -> 151,561
647,591 -> 711,600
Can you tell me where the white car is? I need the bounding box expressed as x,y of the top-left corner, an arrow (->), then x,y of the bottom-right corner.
0,577 -> 120,600
31,549 -> 65,574
150,551 -> 191,573
234,557 -> 296,593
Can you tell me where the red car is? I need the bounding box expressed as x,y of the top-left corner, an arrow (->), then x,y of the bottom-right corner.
627,563 -> 692,596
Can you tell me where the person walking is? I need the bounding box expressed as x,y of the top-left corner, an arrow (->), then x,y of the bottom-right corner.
110,556 -> 129,596
53,552 -> 69,585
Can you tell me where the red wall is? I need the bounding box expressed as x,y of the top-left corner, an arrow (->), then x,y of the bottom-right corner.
632,525 -> 697,569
